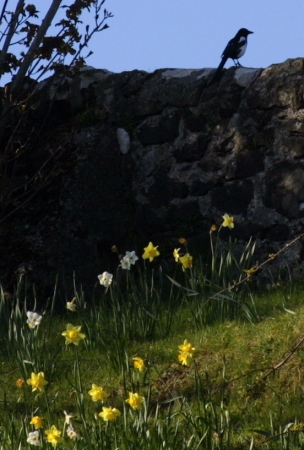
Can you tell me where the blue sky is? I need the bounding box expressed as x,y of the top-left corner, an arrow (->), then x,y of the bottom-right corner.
1,0 -> 304,85
93,0 -> 304,73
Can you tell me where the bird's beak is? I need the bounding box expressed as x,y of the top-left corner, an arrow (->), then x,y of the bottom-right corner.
248,31 -> 254,34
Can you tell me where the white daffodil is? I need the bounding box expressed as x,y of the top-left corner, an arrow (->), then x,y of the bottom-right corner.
27,431 -> 41,446
97,271 -> 113,288
66,298 -> 76,312
26,311 -> 42,329
63,410 -> 73,425
125,251 -> 139,265
120,256 -> 131,270
66,425 -> 79,440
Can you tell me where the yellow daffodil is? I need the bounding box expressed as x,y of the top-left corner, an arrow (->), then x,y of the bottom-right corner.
125,392 -> 145,410
27,372 -> 48,393
16,378 -> 25,388
179,253 -> 193,270
45,425 -> 63,447
142,242 -> 160,262
30,416 -> 44,429
132,356 -> 146,371
88,384 -> 109,402
178,339 -> 195,354
222,214 -> 234,229
99,406 -> 121,421
178,351 -> 193,366
173,248 -> 181,262
62,324 -> 86,346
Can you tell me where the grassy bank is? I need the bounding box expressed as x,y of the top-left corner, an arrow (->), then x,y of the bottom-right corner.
1,225 -> 304,449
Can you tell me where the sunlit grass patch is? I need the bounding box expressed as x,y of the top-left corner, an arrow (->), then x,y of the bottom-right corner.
0,223 -> 304,447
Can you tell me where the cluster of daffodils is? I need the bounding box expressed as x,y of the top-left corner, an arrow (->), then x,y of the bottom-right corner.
173,238 -> 192,271
119,250 -> 139,270
26,411 -> 80,446
178,339 -> 195,367
97,213 -> 234,286
88,358 -> 146,422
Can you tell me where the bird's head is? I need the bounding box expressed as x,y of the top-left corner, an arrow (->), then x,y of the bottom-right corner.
238,28 -> 253,36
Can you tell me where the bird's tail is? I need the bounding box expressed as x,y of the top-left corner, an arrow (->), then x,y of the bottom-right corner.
210,56 -> 228,84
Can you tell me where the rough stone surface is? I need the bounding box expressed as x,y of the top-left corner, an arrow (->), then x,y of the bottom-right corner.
3,59 -> 304,293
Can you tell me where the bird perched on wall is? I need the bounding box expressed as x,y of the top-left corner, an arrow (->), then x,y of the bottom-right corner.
210,28 -> 253,84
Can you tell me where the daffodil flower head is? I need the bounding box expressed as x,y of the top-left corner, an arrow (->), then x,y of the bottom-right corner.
62,324 -> 86,346
125,392 -> 145,410
63,411 -> 73,425
66,297 -> 76,312
178,352 -> 193,366
142,242 -> 160,262
88,384 -> 109,402
45,425 -> 63,447
179,237 -> 188,245
179,253 -> 193,270
97,271 -> 113,287
222,213 -> 234,229
67,425 -> 79,440
125,251 -> 139,265
173,248 -> 180,262
99,406 -> 121,421
16,378 -> 25,387
132,356 -> 146,371
30,416 -> 44,429
178,339 -> 195,353
120,256 -> 131,270
26,311 -> 42,329
27,431 -> 41,446
27,372 -> 48,393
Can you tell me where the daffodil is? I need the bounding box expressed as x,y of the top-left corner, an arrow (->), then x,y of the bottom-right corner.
173,248 -> 180,262
88,384 -> 109,402
66,425 -> 79,440
142,242 -> 160,262
62,324 -> 86,346
98,271 -> 113,287
120,256 -> 131,270
26,431 -> 41,446
27,372 -> 48,393
179,237 -> 188,245
45,425 -> 63,447
125,251 -> 139,265
26,311 -> 42,329
63,411 -> 73,425
99,406 -> 121,421
30,416 -> 44,430
178,352 -> 193,366
132,356 -> 146,371
178,339 -> 195,354
16,378 -> 25,387
125,392 -> 145,410
66,298 -> 76,312
222,213 -> 234,229
179,253 -> 193,270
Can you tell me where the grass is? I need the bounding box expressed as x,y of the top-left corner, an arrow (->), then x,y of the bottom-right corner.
1,230 -> 304,448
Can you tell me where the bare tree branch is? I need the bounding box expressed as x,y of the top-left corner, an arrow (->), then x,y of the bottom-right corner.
0,0 -> 25,76
10,0 -> 63,94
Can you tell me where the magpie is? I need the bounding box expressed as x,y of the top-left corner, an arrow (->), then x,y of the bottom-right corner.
211,28 -> 253,84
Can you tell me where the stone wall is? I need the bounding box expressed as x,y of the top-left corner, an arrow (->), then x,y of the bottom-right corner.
3,59 -> 304,291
